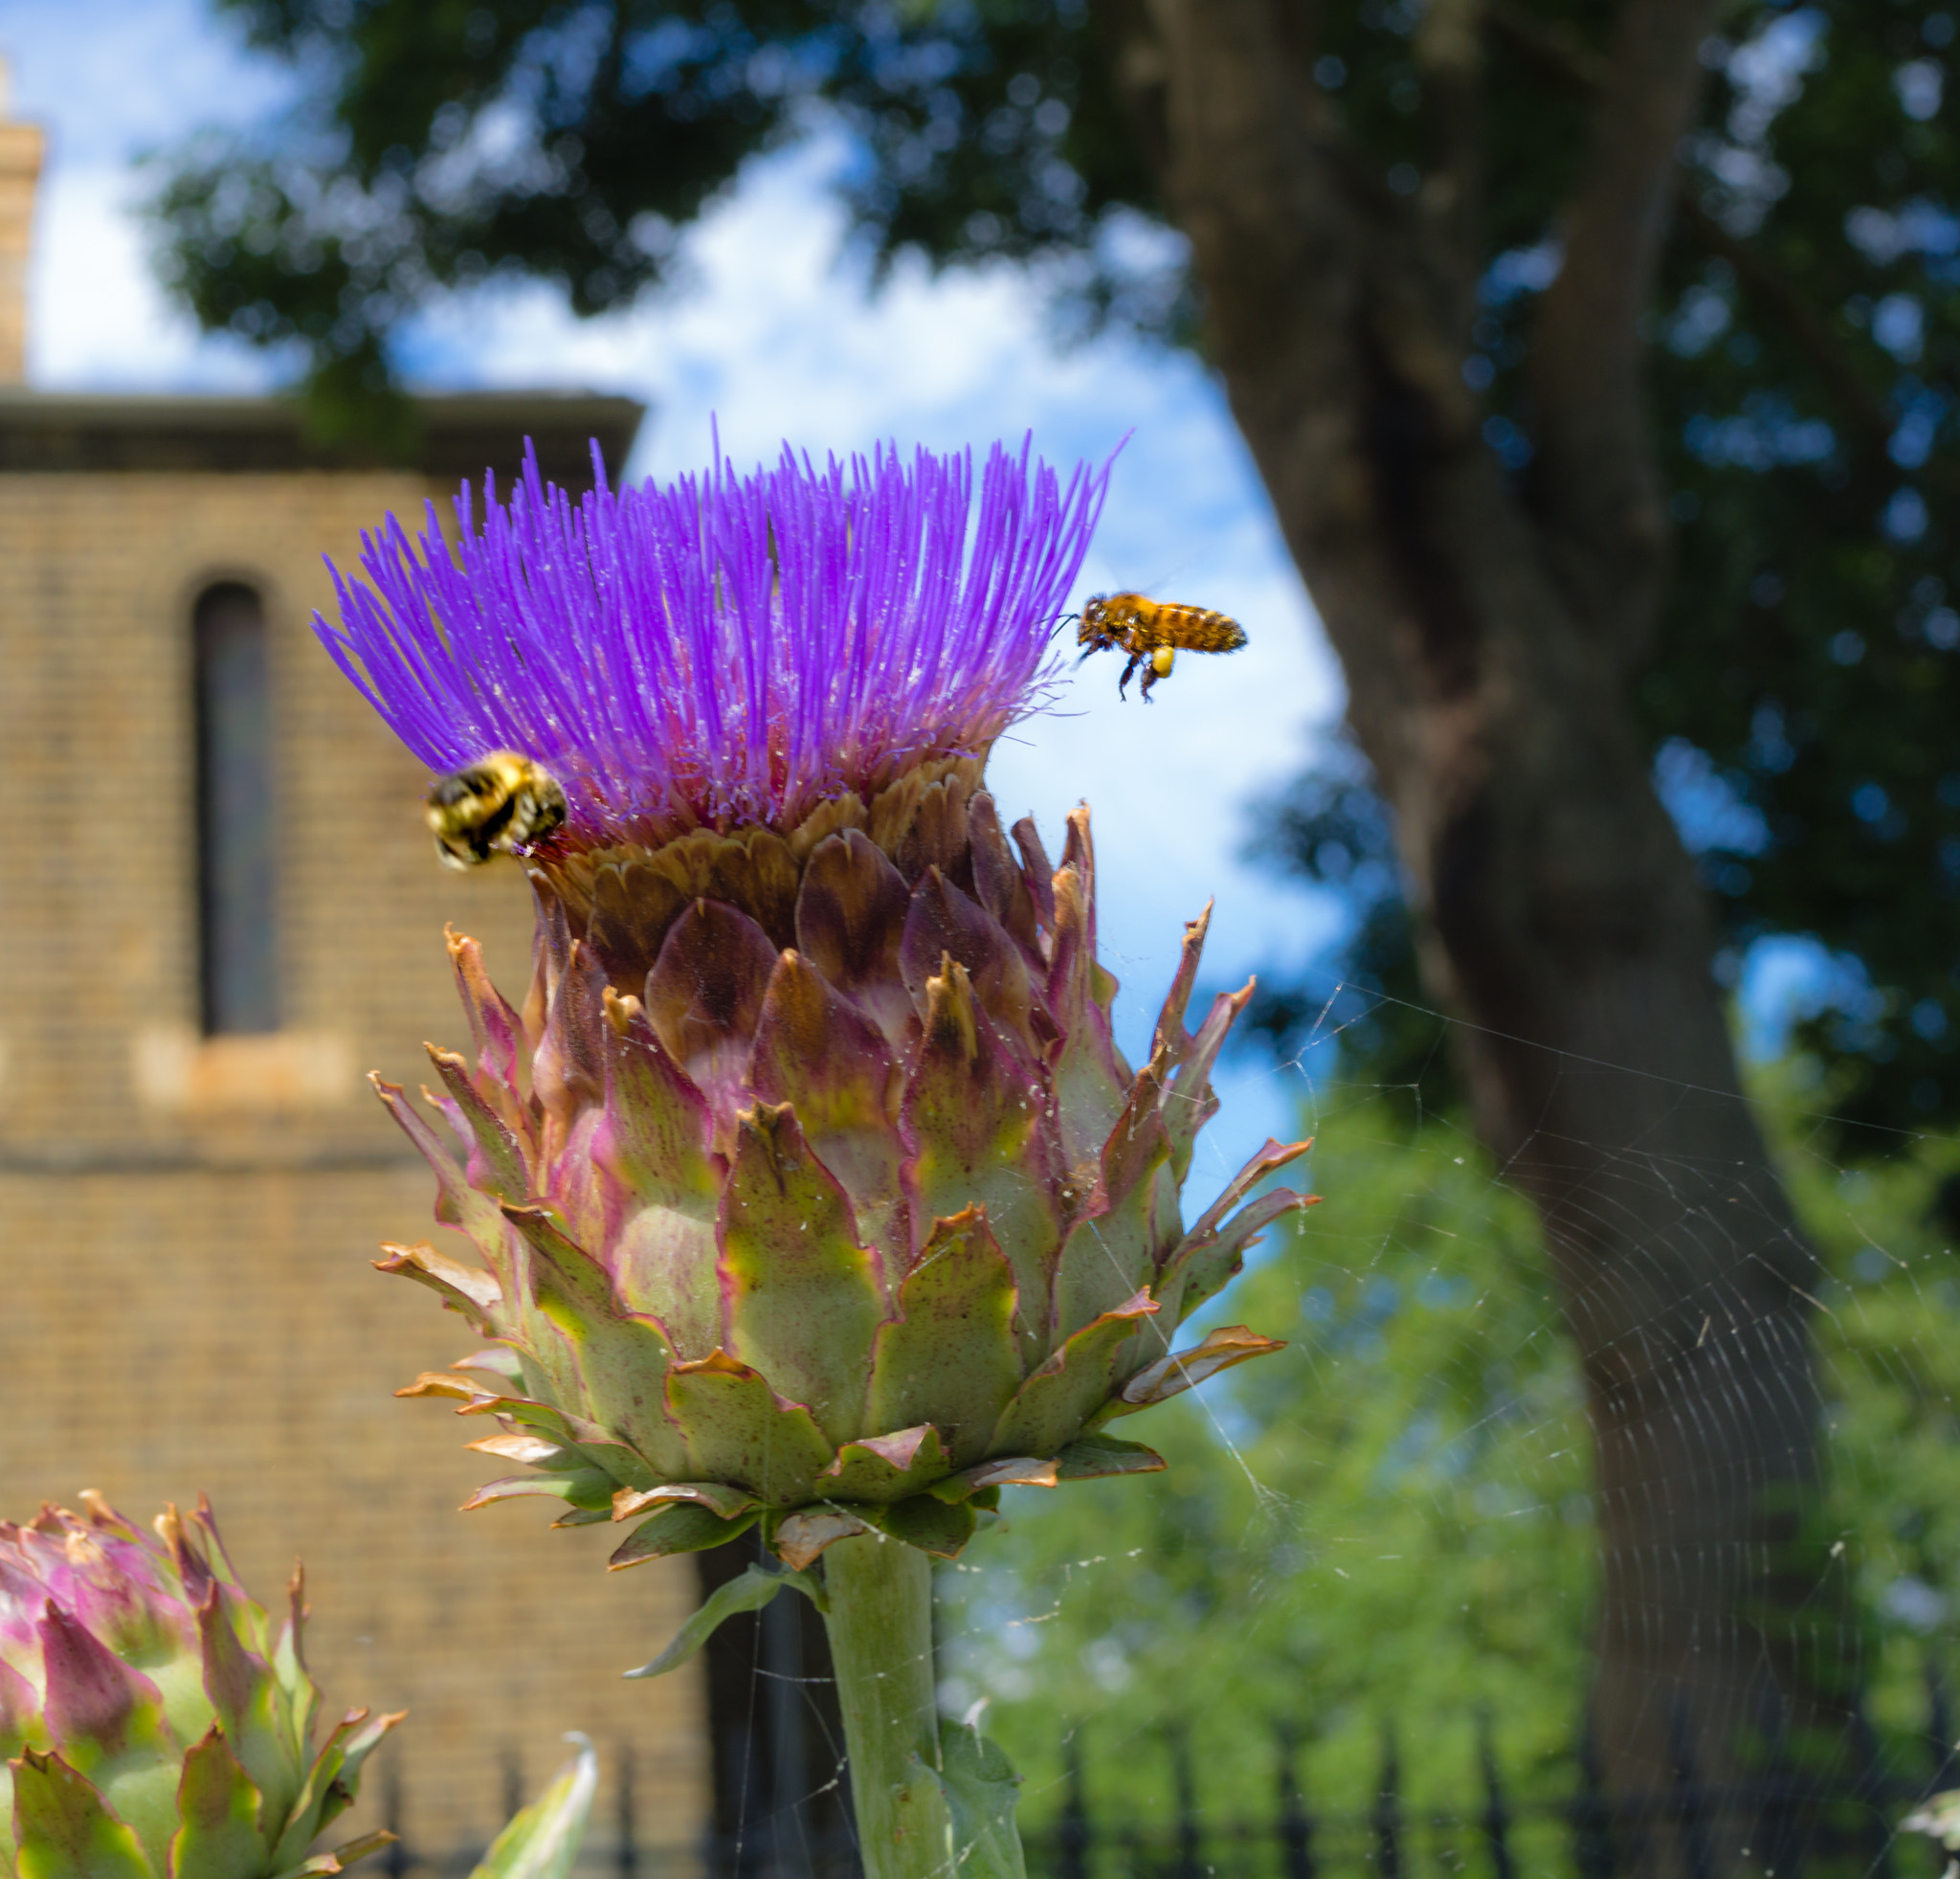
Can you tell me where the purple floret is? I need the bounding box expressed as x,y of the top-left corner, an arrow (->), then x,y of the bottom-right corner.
317,434 -> 1112,844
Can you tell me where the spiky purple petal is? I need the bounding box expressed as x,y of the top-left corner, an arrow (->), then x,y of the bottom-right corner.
316,435 -> 1112,842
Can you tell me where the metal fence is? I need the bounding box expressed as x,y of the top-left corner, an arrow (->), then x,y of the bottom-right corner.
370,1664 -> 1960,1879
1017,1709 -> 1955,1879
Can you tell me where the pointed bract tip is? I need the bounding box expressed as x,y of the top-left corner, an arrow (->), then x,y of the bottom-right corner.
76,1490 -> 129,1537
671,1347 -> 757,1383
153,1503 -> 184,1555
924,953 -> 979,1059
601,984 -> 644,1034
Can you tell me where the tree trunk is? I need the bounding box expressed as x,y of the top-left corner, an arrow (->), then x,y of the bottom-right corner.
1099,2 -> 1860,1868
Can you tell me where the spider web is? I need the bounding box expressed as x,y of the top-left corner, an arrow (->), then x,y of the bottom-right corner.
689,732 -> 1960,1879
927,990 -> 1959,1876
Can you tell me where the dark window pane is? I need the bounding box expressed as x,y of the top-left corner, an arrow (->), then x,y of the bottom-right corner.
194,583 -> 278,1035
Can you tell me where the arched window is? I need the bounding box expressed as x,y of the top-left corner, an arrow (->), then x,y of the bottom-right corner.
193,582 -> 278,1035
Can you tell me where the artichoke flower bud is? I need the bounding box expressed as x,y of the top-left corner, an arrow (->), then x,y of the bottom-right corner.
0,1494 -> 401,1879
323,438 -> 1311,1570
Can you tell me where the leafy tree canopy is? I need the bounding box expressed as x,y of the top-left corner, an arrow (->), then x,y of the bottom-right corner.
939,1081 -> 1960,1834
155,0 -> 1960,1144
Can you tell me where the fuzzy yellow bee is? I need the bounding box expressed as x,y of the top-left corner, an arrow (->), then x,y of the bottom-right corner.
1076,593 -> 1248,701
425,751 -> 568,869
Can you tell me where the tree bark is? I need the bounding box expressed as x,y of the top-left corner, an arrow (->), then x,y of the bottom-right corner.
1098,2 -> 1859,1868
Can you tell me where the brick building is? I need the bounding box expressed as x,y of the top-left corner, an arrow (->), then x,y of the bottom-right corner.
0,84 -> 712,1863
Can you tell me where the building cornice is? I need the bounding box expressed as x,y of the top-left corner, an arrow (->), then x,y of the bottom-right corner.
0,387 -> 645,482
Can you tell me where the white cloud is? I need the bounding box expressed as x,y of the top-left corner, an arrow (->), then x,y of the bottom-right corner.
29,160 -> 280,390
5,0 -> 292,168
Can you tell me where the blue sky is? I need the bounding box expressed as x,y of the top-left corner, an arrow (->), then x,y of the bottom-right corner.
4,1 -> 1347,1187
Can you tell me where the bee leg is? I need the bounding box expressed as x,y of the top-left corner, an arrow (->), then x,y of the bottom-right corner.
1118,655 -> 1140,699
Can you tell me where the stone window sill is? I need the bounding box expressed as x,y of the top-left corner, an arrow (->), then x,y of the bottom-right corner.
131,1025 -> 358,1114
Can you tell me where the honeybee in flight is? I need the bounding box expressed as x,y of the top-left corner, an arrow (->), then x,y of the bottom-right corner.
1075,593 -> 1248,701
426,751 -> 568,869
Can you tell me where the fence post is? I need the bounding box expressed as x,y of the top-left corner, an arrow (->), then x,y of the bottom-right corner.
1276,1723 -> 1316,1879
1664,1691 -> 1715,1879
1570,1711 -> 1616,1879
1374,1726 -> 1402,1879
616,1740 -> 639,1879
1169,1720 -> 1203,1879
1058,1734 -> 1091,1879
1478,1711 -> 1517,1879
383,1759 -> 409,1879
501,1743 -> 524,1840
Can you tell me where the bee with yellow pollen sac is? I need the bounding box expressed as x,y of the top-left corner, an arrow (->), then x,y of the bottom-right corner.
1076,592 -> 1248,701
425,750 -> 568,868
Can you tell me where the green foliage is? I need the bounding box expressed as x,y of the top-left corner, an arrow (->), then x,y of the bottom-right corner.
151,0 -> 1167,436
1251,2 -> 1960,1148
155,0 -> 1960,1134
938,1087 -> 1593,1830
466,1735 -> 599,1879
1637,5 -> 1960,1147
622,1561 -> 826,1680
921,1722 -> 1030,1879
940,1073 -> 1960,1829
1767,1058 -> 1960,1747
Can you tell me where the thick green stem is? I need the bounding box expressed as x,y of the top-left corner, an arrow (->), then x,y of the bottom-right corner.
822,1533 -> 950,1879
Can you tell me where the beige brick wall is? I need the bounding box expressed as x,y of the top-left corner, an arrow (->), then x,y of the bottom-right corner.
0,469 -> 707,1858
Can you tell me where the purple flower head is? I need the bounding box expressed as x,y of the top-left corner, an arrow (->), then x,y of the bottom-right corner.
317,433 -> 1112,849
0,1497 -> 212,1687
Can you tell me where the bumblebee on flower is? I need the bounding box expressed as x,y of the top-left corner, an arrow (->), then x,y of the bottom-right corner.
319,432 -> 1313,1877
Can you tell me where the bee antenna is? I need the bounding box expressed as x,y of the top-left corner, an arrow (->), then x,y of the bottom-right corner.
1047,612 -> 1080,642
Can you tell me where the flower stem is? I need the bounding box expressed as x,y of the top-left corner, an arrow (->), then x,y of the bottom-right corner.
823,1534 -> 950,1879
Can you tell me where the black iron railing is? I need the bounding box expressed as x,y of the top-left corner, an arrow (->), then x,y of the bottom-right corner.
368,1657 -> 1960,1878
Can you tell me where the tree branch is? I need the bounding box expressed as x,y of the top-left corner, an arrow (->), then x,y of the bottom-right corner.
1492,1 -> 1952,502
1485,2 -> 1609,96
1415,0 -> 1485,337
1101,0 -> 1489,795
1528,0 -> 1721,663
1671,193 -> 1895,458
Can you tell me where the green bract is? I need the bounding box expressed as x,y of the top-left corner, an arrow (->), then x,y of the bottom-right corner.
382,766 -> 1307,1569
0,1495 -> 400,1879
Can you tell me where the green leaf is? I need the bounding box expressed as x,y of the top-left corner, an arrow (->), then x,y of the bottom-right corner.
986,1292 -> 1160,1459
268,1706 -> 405,1870
11,1750 -> 157,1879
663,1353 -> 835,1505
498,1203 -> 689,1477
819,1425 -> 951,1503
1052,1434 -> 1167,1482
465,1735 -> 599,1879
167,1729 -> 266,1879
917,1723 -> 1027,1879
607,1502 -> 756,1571
622,1564 -> 824,1681
865,1212 -> 1023,1469
877,1494 -> 978,1559
459,1469 -> 616,1512
269,1827 -> 397,1877
720,1102 -> 890,1444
